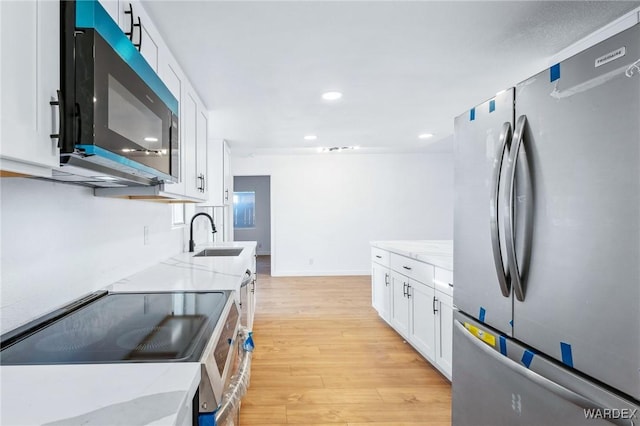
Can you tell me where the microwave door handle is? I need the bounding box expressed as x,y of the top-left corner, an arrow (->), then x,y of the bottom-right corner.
504,115 -> 528,302
490,121 -> 512,298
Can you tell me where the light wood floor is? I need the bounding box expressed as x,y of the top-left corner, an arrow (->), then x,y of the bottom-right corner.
240,259 -> 451,425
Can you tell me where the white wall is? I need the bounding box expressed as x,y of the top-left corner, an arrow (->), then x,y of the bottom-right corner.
231,151 -> 454,276
234,175 -> 271,255
0,178 -> 186,333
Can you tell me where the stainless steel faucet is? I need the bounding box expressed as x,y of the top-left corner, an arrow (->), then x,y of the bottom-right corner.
189,212 -> 217,252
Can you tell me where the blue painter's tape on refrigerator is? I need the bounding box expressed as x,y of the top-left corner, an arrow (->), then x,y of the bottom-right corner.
478,307 -> 486,323
521,350 -> 535,368
509,320 -> 513,327
499,336 -> 507,356
489,100 -> 496,113
560,342 -> 574,368
470,108 -> 476,121
550,63 -> 561,82
198,411 -> 216,426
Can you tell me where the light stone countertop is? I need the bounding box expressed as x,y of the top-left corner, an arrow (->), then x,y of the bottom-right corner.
0,363 -> 200,426
108,241 -> 257,293
1,241 -> 257,426
370,240 -> 453,271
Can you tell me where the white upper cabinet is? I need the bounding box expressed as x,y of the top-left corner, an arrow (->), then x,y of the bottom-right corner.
0,0 -> 60,177
158,57 -> 186,197
205,139 -> 231,206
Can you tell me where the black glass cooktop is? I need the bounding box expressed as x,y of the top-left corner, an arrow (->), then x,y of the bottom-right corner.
0,291 -> 229,365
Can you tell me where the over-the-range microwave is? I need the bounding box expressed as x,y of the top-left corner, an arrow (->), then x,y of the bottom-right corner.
59,0 -> 179,186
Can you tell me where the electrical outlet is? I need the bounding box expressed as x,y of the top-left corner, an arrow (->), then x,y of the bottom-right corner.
143,225 -> 149,245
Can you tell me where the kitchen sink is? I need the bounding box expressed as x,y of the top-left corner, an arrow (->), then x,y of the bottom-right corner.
193,248 -> 244,257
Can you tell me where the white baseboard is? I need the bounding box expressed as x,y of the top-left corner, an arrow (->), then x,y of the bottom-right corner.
271,269 -> 370,277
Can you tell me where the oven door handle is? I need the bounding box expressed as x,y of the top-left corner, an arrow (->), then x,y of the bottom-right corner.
241,269 -> 252,288
214,327 -> 254,424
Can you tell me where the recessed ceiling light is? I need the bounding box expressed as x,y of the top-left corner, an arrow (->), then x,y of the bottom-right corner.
322,91 -> 342,101
144,137 -> 159,142
419,133 -> 434,139
304,135 -> 318,141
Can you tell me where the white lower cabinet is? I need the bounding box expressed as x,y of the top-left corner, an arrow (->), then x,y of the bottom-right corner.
372,262 -> 390,320
371,246 -> 453,381
409,280 -> 436,361
390,271 -> 410,337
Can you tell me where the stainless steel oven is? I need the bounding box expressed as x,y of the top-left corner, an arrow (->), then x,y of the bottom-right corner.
0,291 -> 253,425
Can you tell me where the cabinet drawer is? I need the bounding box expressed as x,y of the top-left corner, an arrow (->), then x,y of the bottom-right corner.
434,267 -> 454,296
371,247 -> 390,267
390,253 -> 433,286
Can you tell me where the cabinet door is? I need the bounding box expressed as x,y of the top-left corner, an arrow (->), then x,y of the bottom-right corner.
371,262 -> 390,319
183,93 -> 200,197
409,280 -> 436,361
138,23 -> 158,72
223,140 -> 231,205
158,58 -> 186,196
435,290 -> 453,380
390,271 -> 410,337
1,0 -> 60,176
197,110 -> 208,198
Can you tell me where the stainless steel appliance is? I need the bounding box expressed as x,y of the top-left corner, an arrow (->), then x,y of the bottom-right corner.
0,291 -> 249,424
452,23 -> 640,424
58,0 -> 179,186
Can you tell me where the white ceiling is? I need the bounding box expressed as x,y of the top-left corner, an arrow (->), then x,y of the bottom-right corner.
142,1 -> 640,155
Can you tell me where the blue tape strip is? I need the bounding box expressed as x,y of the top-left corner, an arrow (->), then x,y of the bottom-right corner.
76,0 -> 179,115
521,350 -> 535,368
550,63 -> 561,82
198,411 -> 217,426
489,99 -> 496,113
470,108 -> 476,121
478,307 -> 486,323
509,320 -> 513,327
76,145 -> 176,182
560,342 -> 574,368
499,336 -> 507,356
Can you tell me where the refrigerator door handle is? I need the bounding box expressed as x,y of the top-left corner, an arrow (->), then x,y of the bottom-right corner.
504,114 -> 528,302
455,321 -> 632,426
490,121 -> 513,298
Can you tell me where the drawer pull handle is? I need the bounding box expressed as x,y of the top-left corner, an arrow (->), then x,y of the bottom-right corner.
448,283 -> 454,288
403,266 -> 412,271
375,255 -> 382,259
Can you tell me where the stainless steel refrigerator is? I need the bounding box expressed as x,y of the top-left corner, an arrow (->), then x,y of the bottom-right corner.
452,23 -> 640,425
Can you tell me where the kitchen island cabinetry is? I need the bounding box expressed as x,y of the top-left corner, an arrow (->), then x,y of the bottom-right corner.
0,0 -> 60,177
370,240 -> 453,381
389,270 -> 410,337
434,286 -> 453,378
371,247 -> 391,321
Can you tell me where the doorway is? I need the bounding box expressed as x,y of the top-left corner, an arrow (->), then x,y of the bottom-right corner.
233,176 -> 271,257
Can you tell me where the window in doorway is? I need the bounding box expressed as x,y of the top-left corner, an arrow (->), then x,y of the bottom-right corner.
233,191 -> 256,228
